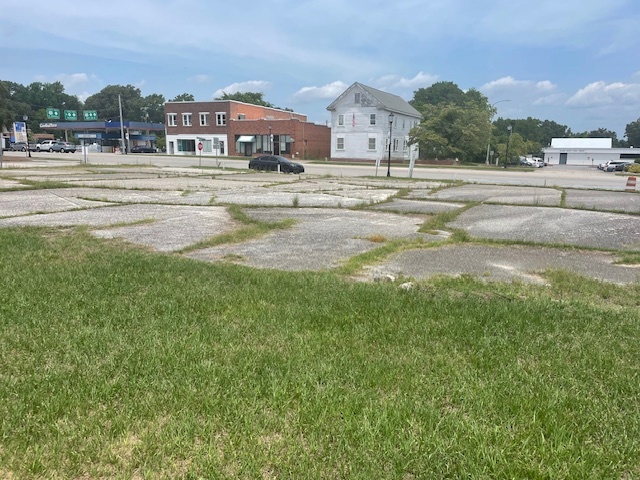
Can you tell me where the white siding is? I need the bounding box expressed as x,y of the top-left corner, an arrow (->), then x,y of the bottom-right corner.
551,138 -> 612,149
328,84 -> 420,161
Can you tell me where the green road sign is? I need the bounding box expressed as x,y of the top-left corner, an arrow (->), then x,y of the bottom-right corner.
47,108 -> 60,119
64,110 -> 78,121
83,110 -> 98,121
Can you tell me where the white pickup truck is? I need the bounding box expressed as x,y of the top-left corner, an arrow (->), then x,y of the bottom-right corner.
36,140 -> 58,152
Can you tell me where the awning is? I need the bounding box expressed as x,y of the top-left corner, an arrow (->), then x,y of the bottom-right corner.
237,135 -> 255,142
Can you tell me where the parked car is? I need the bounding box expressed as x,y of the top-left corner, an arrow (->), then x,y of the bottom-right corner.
526,159 -> 544,168
605,161 -> 629,172
248,155 -> 305,174
10,142 -> 28,151
42,141 -> 77,153
130,146 -> 156,153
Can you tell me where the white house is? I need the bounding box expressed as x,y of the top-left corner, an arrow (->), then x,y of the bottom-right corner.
543,138 -> 640,166
326,82 -> 421,162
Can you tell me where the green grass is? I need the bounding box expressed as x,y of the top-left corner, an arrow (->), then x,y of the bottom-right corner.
178,204 -> 296,253
1,227 -> 639,478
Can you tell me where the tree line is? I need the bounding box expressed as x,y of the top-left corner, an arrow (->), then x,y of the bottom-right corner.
408,81 -> 640,163
2,79 -> 639,161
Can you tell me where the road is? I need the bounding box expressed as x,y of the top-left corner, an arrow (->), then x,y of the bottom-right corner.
0,150 -> 634,191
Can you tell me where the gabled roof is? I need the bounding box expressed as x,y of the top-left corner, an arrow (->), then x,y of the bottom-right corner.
327,82 -> 421,118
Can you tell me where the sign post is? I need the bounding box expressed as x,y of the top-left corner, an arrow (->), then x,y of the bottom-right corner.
198,141 -> 203,167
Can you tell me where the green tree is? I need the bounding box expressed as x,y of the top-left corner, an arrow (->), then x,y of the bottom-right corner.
215,91 -> 274,107
171,93 -> 195,102
84,85 -> 144,122
409,103 -> 491,161
0,82 -> 14,131
410,81 -> 466,109
493,117 -> 572,150
141,93 -> 166,123
624,118 -> 640,147
409,82 -> 492,161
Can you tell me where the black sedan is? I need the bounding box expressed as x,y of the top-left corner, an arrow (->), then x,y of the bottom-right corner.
248,155 -> 304,174
130,146 -> 157,153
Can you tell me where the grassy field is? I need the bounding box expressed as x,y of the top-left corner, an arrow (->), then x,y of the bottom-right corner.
1,227 -> 639,479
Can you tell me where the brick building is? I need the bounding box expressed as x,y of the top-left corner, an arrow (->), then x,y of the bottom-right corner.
164,100 -> 330,159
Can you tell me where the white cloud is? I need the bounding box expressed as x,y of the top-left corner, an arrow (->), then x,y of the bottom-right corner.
293,81 -> 349,102
481,76 -> 562,107
372,72 -> 439,90
213,81 -> 272,98
188,74 -> 210,84
533,93 -> 567,106
566,81 -> 640,107
32,72 -> 99,99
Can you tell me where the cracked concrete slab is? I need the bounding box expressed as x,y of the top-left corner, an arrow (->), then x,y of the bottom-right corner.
53,187 -> 215,205
213,189 -> 386,207
0,178 -> 26,189
448,204 -> 640,250
365,244 -> 640,284
187,207 -> 448,271
92,207 -> 233,251
0,189 -> 112,217
430,184 -> 562,205
370,198 -> 466,214
564,189 -> 640,213
61,176 -> 276,191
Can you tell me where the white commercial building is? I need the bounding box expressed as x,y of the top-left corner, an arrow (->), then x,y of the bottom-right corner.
543,138 -> 640,166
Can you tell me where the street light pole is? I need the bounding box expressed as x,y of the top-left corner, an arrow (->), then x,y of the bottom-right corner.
485,99 -> 510,165
387,112 -> 394,177
118,94 -> 127,154
23,115 -> 31,158
504,125 -> 513,168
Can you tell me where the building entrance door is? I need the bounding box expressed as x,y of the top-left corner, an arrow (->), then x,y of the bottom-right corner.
560,153 -> 568,164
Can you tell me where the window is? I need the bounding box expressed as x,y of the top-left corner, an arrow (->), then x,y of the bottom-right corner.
336,137 -> 345,150
393,138 -> 399,152
369,114 -> 376,126
337,114 -> 344,126
354,93 -> 360,103
368,137 -> 376,150
402,118 -> 406,129
403,139 -> 408,151
167,113 -> 177,127
199,113 -> 209,126
182,113 -> 192,126
177,139 -> 195,152
238,114 -> 246,120
216,112 -> 226,126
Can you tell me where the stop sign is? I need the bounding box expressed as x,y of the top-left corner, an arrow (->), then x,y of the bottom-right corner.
197,142 -> 203,151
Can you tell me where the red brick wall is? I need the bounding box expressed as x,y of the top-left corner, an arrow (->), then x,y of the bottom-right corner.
227,119 -> 330,159
165,100 -> 330,159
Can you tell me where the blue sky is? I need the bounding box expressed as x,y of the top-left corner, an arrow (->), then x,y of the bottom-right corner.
2,0 -> 640,138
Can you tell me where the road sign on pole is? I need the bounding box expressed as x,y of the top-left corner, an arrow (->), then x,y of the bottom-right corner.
83,110 -> 98,121
47,108 -> 60,119
64,110 -> 78,121
197,142 -> 203,151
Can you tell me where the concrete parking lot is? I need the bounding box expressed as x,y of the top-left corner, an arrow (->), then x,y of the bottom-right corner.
1,159 -> 638,284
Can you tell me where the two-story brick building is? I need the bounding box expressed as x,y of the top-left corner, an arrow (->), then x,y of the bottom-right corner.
164,100 -> 330,160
